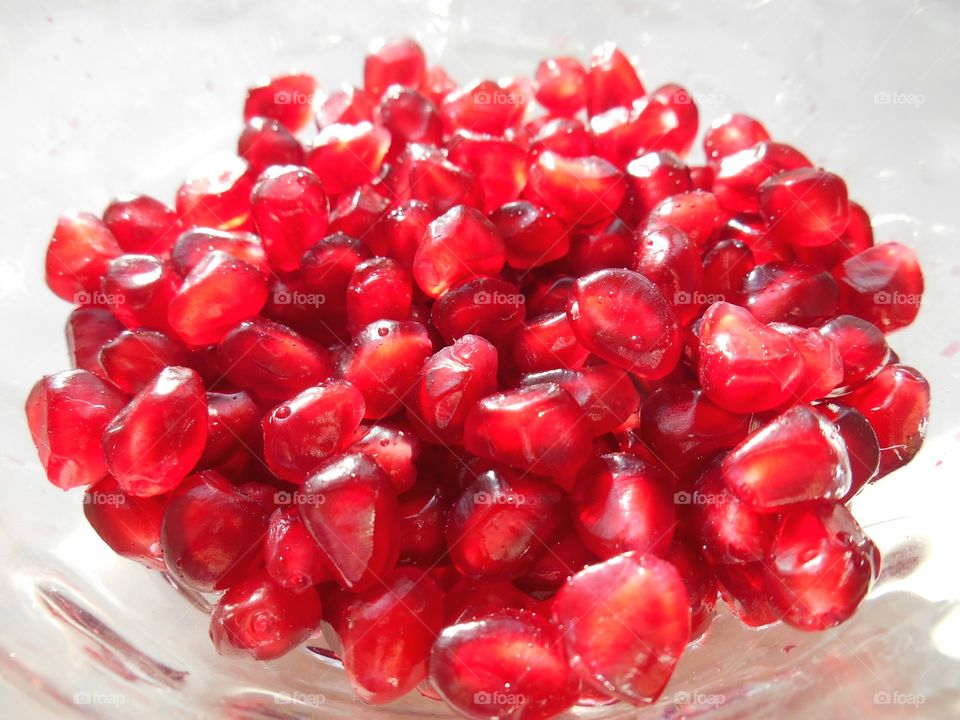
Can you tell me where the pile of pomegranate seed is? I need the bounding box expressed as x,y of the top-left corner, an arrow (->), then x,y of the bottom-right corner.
28,37 -> 929,717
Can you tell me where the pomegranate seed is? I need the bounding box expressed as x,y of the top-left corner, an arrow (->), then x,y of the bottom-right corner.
702,238 -> 755,303
101,253 -> 180,331
300,231 -> 370,336
430,609 -> 579,720
742,261 -> 839,326
66,307 -> 124,377
217,317 -> 333,405
341,568 -> 443,704
348,421 -> 421,493
265,507 -> 335,592
83,476 -> 166,569
431,276 -> 526,346
571,453 -> 675,558
764,503 -> 879,630
307,122 -> 391,196
517,527 -> 598,595
376,87 -> 444,160
440,79 -> 529,136
509,311 -> 591,374
405,144 -> 484,213
316,83 -> 375,127
262,380 -> 365,483
566,218 -> 635,275
447,467 -> 566,578
25,370 -> 126,490
364,38 -> 427,98
524,275 -> 576,316
175,156 -> 255,230
664,540 -> 718,639
645,189 -> 725,248
464,382 -> 591,477
721,404 -> 852,510
45,211 -> 123,304
367,200 -> 434,269
103,194 -> 181,255
413,205 -> 506,298
237,117 -> 304,174
102,366 -> 207,497
647,83 -> 699,157
161,470 -> 268,591
447,131 -> 528,212
567,269 -> 681,379
689,164 -> 714,191
698,301 -> 805,413
551,552 -> 690,705
397,480 -> 450,564
170,227 -> 267,276
819,314 -> 890,389
243,73 -> 317,132
585,42 -> 645,116
626,151 -> 692,216
250,165 -> 329,272
535,57 -> 587,116
640,385 -> 752,478
489,201 -> 570,269
167,251 -> 269,347
817,404 -> 881,501
833,242 -> 924,332
712,141 -> 812,215
199,390 -> 261,469
759,168 -> 850,247
702,113 -> 770,162
444,577 -> 535,624
770,323 -> 843,401
689,463 -> 776,564
528,151 -> 626,225
838,363 -> 929,477
633,225 -> 703,324
298,452 -> 399,591
714,561 -> 782,627
210,568 -> 322,660
720,213 -> 792,265
345,257 -> 413,334
529,117 -> 594,158
99,329 -> 191,395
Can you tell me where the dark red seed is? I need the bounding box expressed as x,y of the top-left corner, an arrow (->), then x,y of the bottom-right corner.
509,311 -> 591,375
566,218 -> 635,275
170,228 -> 268,276
633,225 -> 703,324
742,261 -> 839,326
199,390 -> 260,469
585,42 -> 645,117
99,329 -> 191,395
175,156 -> 255,230
833,242 -> 924,332
83,476 -> 167,569
703,113 -> 770,162
103,194 -> 181,255
626,151 -> 691,217
714,561 -> 782,627
432,276 -> 526,346
348,421 -> 421,493
306,122 -> 391,196
759,168 -> 850,248
664,539 -> 718,640
490,201 -> 570,270
45,211 -> 123,304
244,73 -> 317,132
535,56 -> 588,116
315,83 -> 375,128
66,307 -> 124,377
237,117 -> 305,174
101,254 -> 180,331
528,152 -> 626,226
364,38 -> 427,98
265,507 -> 335,592
819,314 -> 890,389
817,404 -> 881,501
712,141 -> 812,215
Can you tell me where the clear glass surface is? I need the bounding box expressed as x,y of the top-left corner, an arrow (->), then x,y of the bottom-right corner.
0,0 -> 958,717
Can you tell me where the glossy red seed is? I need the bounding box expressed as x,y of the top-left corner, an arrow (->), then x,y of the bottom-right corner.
262,380 -> 365,483
367,200 -> 434,269
217,317 -> 333,405
701,238 -> 755,303
489,201 -> 569,269
551,552 -> 690,705
817,404 -> 881,501
210,568 -> 322,660
170,228 -> 268,276
101,254 -> 180,330
440,79 -> 529,136
99,329 -> 191,395
585,42 -> 645,116
647,83 -> 699,157
341,568 -> 443,704
167,251 -> 268,347
447,468 -> 567,578
447,131 -> 528,212
702,113 -> 770,162
722,404 -> 852,510
742,261 -> 839,326
66,307 -> 125,377
25,370 -> 127,490
316,83 -> 376,128
406,144 -> 484,214
250,165 -> 329,272
307,122 -> 392,196
103,194 -> 181,255
509,311 -> 591,374
419,64 -> 457,105
535,57 -> 587,116
432,276 -> 526,346
571,453 -> 675,559
411,334 -> 498,445
720,213 -> 793,265
346,257 -> 413,334
199,390 -> 260,469
640,385 -> 752,478
689,463 -> 776,564
759,168 -> 850,248
299,452 -> 399,591
102,366 -> 207,497
516,528 -> 598,595
45,211 -> 123,303
413,205 -> 506,298
714,561 -> 782,627
364,38 -> 427,98
528,152 -> 626,225
244,73 -> 317,132
645,189 -> 725,248
523,275 -> 576,317
626,151 -> 691,216
444,577 -> 535,624
337,320 -> 432,419
664,540 -> 718,639
265,507 -> 335,592
237,117 -> 305,174
300,231 -> 370,337
348,421 -> 421,493
764,503 -> 879,630
770,323 -> 843,401
633,225 -> 703,324
566,218 -> 635,275
464,382 -> 592,477
833,242 -> 924,332
819,314 -> 890,389
83,476 -> 166,569
430,609 -> 579,720
838,363 -> 929,477
712,141 -> 812,215
529,117 -> 594,158
521,363 -> 640,437
175,156 -> 255,229
161,470 -> 268,591
567,269 -> 681,379
698,302 -> 805,413
376,87 -> 444,161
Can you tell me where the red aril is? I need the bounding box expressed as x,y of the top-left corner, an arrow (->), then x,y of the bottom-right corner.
769,323 -> 843,402
364,38 -> 427,98
316,83 -> 375,128
447,130 -> 528,212
440,79 -> 529,136
817,404 -> 881,501
644,189 -> 725,248
66,307 -> 125,378
199,390 -> 261,469
508,311 -> 591,374
712,141 -> 812,215
585,42 -> 645,116
664,539 -> 718,639
101,253 -> 180,331
535,57 -> 587,116
819,314 -> 890,389
102,194 -> 181,256
265,507 -> 335,592
346,257 -> 413,334
701,238 -> 755,303
237,117 -> 304,174
328,185 -> 390,238
490,201 -> 570,269
348,421 -> 421,493
703,113 -> 770,162
170,228 -> 267,276
83,476 -> 166,570
625,151 -> 692,217
375,87 -> 444,159
516,527 -> 598,595
175,156 -> 255,230
431,276 -> 525,346
306,122 -> 391,195
99,329 -> 191,395
250,165 -> 329,272
633,224 -> 703,324
367,199 -> 434,269
759,168 -> 850,247
566,218 -> 635,275
244,73 -> 317,132
833,242 -> 924,332
529,117 -> 594,158
742,261 -> 839,326
714,561 -> 782,627
528,151 -> 626,225
45,211 -> 123,304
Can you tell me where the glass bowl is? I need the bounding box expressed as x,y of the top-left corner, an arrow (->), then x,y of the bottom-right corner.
1,0 -> 958,717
